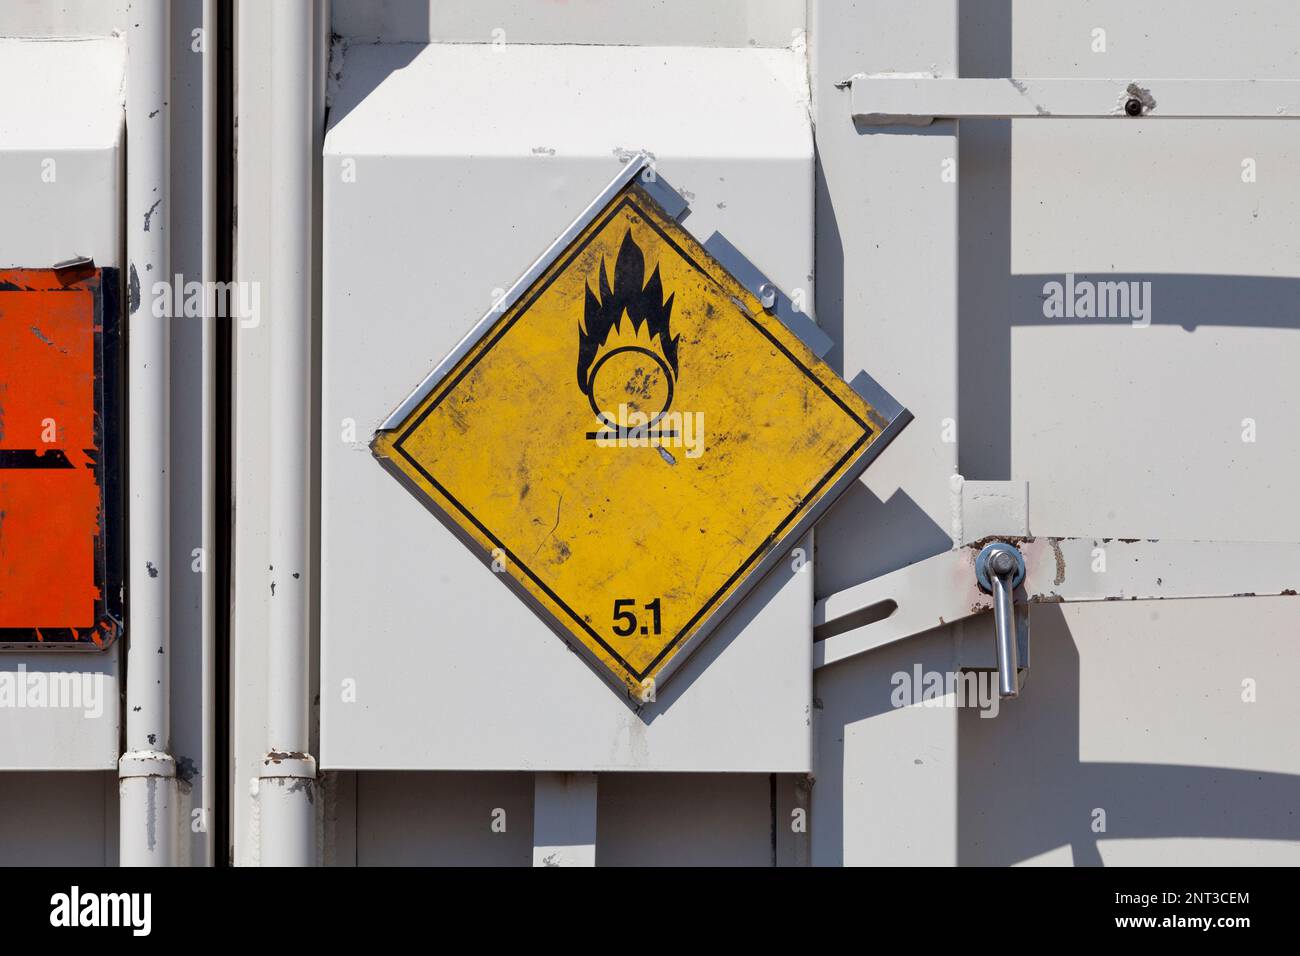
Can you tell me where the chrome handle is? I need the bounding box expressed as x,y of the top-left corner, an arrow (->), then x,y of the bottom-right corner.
975,542 -> 1026,699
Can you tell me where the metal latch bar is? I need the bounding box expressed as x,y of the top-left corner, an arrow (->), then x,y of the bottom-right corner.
814,538 -> 1300,670
851,76 -> 1300,125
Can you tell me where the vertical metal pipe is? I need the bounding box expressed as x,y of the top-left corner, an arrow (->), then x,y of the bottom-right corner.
199,0 -> 219,866
260,0 -> 317,866
120,0 -> 175,867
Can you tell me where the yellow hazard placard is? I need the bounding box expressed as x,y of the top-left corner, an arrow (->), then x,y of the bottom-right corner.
374,165 -> 907,699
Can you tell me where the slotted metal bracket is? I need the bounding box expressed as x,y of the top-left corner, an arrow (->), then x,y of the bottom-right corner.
850,75 -> 1300,125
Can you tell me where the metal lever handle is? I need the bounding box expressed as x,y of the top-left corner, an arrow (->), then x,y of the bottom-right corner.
975,542 -> 1026,699
990,558 -> 1018,697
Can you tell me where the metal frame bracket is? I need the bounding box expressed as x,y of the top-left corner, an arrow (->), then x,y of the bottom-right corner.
815,538 -> 1300,673
851,75 -> 1300,125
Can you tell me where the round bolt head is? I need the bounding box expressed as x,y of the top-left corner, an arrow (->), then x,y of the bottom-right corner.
758,283 -> 778,309
1124,97 -> 1143,117
990,550 -> 1017,575
975,541 -> 1026,590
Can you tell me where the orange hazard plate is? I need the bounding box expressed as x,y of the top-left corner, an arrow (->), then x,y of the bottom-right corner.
0,265 -> 122,649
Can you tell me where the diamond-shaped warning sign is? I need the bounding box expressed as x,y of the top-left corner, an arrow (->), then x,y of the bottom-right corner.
373,162 -> 909,699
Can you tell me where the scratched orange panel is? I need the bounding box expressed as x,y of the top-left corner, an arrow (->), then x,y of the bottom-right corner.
0,286 -> 100,629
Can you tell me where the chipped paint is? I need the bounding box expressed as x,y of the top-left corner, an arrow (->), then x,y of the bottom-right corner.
142,198 -> 162,232
1121,80 -> 1158,115
965,533 -> 1034,551
1049,537 -> 1066,586
264,750 -> 310,765
128,263 -> 141,315
175,755 -> 197,795
1008,76 -> 1050,115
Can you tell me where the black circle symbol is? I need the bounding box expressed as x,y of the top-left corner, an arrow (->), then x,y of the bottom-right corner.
1124,97 -> 1143,116
586,345 -> 675,429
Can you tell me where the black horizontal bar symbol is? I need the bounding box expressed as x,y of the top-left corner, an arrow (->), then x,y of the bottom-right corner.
0,449 -> 75,469
585,429 -> 680,440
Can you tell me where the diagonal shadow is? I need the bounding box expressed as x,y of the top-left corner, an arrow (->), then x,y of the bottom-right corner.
957,604 -> 1300,865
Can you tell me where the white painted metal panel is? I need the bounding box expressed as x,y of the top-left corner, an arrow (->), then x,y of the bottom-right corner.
952,0 -> 1300,866
320,42 -> 814,771
809,2 -> 959,597
1006,2 -> 1300,542
808,0 -> 963,866
814,628 -> 963,866
0,1 -> 128,38
0,38 -> 123,265
331,0 -> 805,48
959,599 -> 1300,865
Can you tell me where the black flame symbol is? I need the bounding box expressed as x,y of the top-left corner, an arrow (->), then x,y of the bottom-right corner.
577,230 -> 679,399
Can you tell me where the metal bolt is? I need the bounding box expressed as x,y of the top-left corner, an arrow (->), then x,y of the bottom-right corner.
989,549 -> 1017,576
1124,97 -> 1143,117
758,282 -> 778,310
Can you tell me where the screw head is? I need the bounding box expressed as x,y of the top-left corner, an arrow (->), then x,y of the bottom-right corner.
1124,97 -> 1143,117
758,282 -> 778,310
